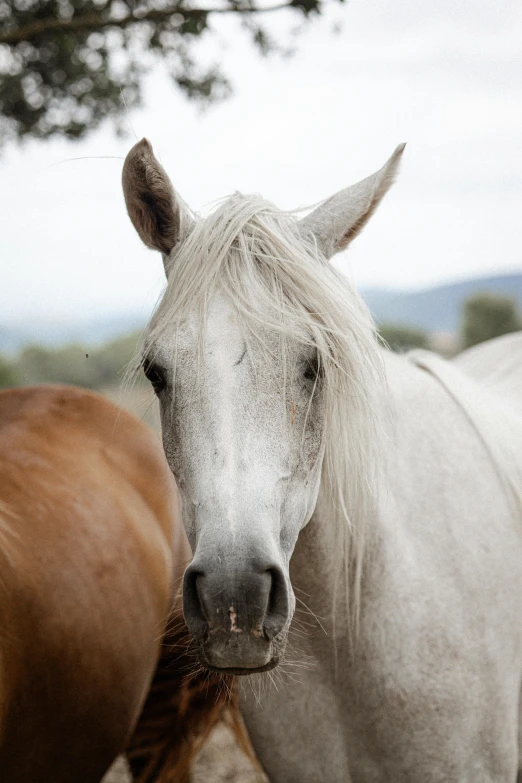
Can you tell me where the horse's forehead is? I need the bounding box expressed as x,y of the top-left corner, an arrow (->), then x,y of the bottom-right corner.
154,291 -> 306,375
155,294 -> 245,359
205,294 -> 245,354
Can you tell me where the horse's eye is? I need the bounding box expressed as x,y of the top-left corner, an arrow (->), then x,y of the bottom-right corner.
143,359 -> 167,395
303,357 -> 319,383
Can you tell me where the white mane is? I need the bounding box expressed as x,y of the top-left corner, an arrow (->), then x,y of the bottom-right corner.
137,193 -> 387,624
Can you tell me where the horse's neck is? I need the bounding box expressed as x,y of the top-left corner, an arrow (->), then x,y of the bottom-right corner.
290,347 -> 522,682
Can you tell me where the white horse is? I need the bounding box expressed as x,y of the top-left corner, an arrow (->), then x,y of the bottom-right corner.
122,139 -> 522,782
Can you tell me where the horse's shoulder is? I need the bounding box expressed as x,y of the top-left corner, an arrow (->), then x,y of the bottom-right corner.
0,383 -> 155,450
0,384 -> 171,492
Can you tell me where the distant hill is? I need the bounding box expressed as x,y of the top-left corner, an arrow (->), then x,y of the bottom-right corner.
361,273 -> 522,333
1,273 -> 521,355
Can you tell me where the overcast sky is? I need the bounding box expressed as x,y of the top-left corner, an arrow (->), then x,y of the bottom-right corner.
1,0 -> 521,324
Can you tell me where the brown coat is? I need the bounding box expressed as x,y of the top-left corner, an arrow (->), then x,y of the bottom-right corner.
0,385 -> 234,783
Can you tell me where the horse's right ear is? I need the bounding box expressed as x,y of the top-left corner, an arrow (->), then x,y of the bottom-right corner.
122,139 -> 193,270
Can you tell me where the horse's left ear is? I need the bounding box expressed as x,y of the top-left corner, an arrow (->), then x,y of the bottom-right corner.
299,144 -> 405,260
122,138 -> 194,273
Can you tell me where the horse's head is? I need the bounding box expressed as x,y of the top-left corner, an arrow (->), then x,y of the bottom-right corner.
122,139 -> 403,674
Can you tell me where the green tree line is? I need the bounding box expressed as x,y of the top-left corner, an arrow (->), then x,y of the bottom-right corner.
0,330 -> 143,389
378,291 -> 521,354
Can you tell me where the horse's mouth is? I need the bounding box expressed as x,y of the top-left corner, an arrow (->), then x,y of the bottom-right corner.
192,624 -> 288,675
198,656 -> 280,676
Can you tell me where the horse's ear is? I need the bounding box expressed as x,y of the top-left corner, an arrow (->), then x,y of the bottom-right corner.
299,144 -> 405,260
122,138 -> 193,271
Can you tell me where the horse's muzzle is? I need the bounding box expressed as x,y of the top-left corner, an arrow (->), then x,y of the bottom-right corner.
183,560 -> 290,672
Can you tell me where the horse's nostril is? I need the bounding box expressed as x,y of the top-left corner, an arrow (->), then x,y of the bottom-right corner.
182,565 -> 208,638
263,567 -> 289,641
194,573 -> 205,614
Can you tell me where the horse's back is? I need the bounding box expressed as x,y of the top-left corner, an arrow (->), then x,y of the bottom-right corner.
453,331 -> 522,415
0,385 -> 185,783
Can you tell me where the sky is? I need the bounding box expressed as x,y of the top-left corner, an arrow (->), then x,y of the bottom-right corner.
1,0 -> 521,324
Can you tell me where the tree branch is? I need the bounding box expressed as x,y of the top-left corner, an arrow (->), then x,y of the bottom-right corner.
0,2 -> 294,45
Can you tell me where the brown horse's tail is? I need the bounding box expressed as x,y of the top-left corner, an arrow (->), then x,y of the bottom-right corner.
125,613 -> 258,783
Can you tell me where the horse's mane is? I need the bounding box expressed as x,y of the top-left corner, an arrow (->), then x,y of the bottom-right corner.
136,194 -> 386,627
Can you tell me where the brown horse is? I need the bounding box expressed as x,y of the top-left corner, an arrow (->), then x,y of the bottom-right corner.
0,384 -> 243,783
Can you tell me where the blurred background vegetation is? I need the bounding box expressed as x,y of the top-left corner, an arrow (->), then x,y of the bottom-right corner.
0,330 -> 142,390
378,291 -> 522,355
378,324 -> 429,353
0,0 -> 337,147
461,292 -> 522,350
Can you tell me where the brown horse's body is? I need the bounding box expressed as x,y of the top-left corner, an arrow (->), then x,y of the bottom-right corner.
0,385 -> 198,782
